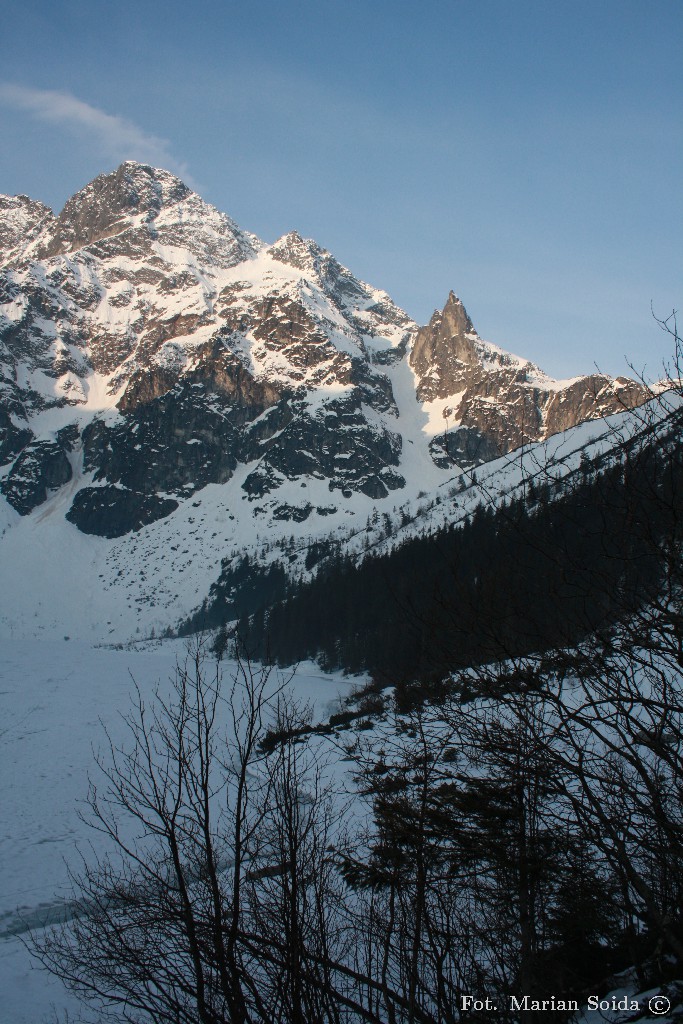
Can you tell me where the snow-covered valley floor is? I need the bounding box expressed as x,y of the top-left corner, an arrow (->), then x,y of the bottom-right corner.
0,638 -> 357,1023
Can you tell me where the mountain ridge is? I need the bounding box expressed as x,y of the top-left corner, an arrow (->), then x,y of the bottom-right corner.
0,161 -> 651,641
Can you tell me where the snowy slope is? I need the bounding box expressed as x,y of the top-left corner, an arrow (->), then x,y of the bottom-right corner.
0,388 -> 673,645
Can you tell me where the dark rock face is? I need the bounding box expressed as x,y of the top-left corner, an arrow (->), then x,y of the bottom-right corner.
5,344 -> 393,510
272,502 -> 313,522
429,426 -> 501,471
240,378 -> 403,500
0,439 -> 72,514
0,404 -> 32,465
66,486 -> 178,537
80,342 -> 294,498
83,384 -> 244,496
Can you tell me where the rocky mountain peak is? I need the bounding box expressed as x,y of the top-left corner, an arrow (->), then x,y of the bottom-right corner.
39,161 -> 194,258
444,290 -> 476,333
266,231 -> 385,319
408,291 -> 649,473
0,162 -> 651,553
268,231 -> 326,274
0,193 -> 56,267
410,292 -> 482,398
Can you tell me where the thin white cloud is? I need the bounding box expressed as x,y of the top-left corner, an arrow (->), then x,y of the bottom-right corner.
0,83 -> 195,186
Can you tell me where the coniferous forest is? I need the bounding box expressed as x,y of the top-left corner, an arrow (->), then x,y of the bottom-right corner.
233,408 -> 681,695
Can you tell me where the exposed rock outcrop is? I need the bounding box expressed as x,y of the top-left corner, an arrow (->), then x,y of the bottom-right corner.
410,292 -> 649,466
0,163 -> 649,539
66,485 -> 179,537
1,439 -> 72,514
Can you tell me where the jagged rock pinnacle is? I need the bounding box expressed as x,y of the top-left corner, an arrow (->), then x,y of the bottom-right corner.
410,292 -> 480,394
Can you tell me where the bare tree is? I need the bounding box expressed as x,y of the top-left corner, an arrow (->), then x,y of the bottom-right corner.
31,639 -> 428,1024
31,637 -> 292,1023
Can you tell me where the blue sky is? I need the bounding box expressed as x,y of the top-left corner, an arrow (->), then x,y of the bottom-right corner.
1,0 -> 680,378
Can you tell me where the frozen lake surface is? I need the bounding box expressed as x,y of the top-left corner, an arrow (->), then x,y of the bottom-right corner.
0,638 -> 357,1023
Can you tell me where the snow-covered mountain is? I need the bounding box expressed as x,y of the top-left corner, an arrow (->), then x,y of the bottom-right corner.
0,161 -> 649,640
